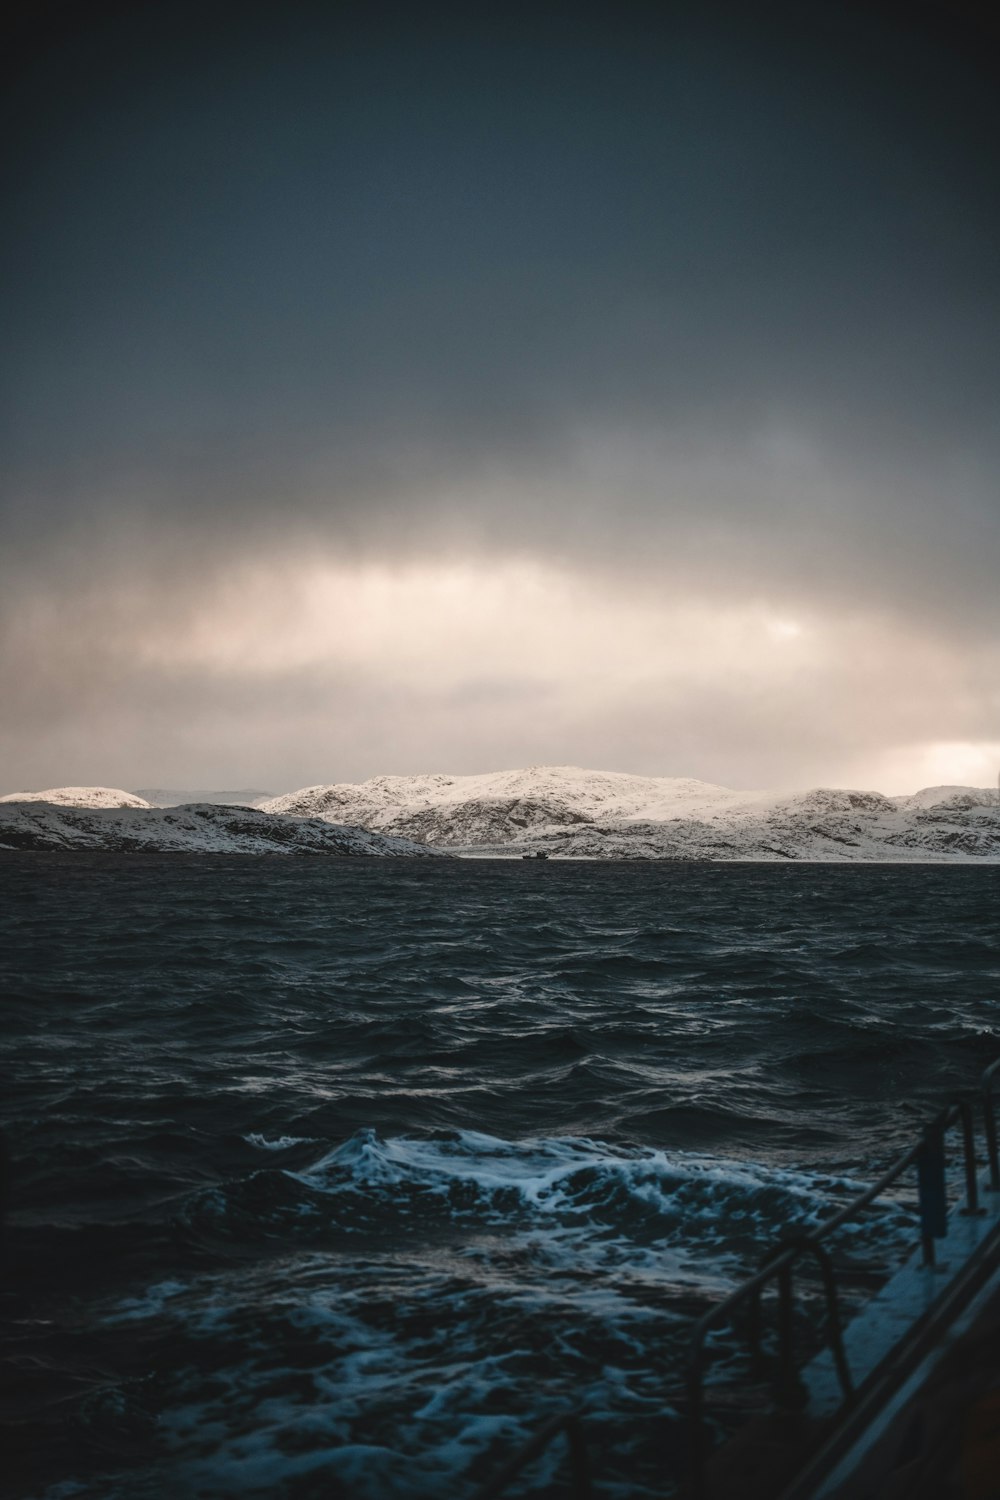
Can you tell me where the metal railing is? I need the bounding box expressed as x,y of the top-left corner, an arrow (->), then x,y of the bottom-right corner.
471,1412 -> 592,1499
686,1095 -> 986,1497
469,1061 -> 1000,1500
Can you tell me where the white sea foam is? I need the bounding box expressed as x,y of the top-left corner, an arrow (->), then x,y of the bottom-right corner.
243,1132 -> 313,1151
297,1127 -> 914,1260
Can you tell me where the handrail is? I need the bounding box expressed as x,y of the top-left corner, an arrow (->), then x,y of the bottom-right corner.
468,1062 -> 998,1500
743,1235 -> 854,1407
470,1412 -> 592,1500
686,1093 -> 985,1499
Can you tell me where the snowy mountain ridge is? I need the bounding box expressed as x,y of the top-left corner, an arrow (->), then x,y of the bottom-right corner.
2,769 -> 996,860
262,766 -> 1000,861
262,766 -> 762,824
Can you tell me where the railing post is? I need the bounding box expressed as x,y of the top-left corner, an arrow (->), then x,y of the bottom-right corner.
983,1066 -> 1000,1191
957,1100 -> 982,1214
775,1261 -> 807,1411
564,1416 -> 593,1500
785,1236 -> 853,1401
917,1120 -> 947,1266
746,1285 -> 764,1375
687,1328 -> 709,1500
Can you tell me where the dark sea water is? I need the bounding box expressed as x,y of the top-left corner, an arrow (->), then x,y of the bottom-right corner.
2,855 -> 999,1499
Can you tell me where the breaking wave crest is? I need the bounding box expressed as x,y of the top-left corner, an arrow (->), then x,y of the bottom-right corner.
292,1127 -> 915,1262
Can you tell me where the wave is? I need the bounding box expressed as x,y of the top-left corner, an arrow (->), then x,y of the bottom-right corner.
7,858 -> 998,1499
293,1127 -> 914,1260
84,1129 -> 916,1499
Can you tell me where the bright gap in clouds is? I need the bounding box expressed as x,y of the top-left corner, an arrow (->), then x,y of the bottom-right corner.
3,553 -> 996,793
848,741 -> 1000,797
141,557 -> 813,688
103,553 -> 995,795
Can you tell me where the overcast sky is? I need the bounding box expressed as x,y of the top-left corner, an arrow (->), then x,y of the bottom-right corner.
2,0 -> 998,794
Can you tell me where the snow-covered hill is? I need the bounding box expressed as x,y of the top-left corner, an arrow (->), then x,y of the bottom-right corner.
263,767 -> 761,833
0,802 -> 441,857
0,786 -> 151,809
263,766 -> 1000,861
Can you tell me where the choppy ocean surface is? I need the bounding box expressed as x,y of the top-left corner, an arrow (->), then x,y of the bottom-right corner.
2,854 -> 999,1499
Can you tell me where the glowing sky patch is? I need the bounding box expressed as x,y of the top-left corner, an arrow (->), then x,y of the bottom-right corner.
1,541 -> 995,795
139,559 -> 821,688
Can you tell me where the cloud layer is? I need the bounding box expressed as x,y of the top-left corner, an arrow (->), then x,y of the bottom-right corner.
2,2 -> 998,792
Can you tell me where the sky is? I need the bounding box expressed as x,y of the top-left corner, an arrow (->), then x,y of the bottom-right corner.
2,0 -> 998,795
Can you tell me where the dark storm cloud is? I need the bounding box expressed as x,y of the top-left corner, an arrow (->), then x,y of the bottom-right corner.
2,1 -> 998,787
5,6 -> 997,511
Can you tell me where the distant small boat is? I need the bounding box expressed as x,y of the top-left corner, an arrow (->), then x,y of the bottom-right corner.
521,851 -> 550,860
